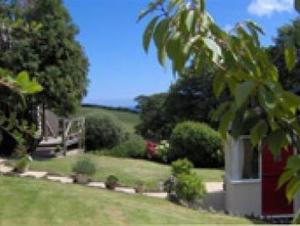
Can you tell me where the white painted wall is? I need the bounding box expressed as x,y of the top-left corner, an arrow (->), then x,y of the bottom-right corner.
225,179 -> 261,217
225,136 -> 261,217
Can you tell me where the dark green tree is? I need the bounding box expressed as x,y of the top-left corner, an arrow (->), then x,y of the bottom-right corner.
270,18 -> 300,90
165,72 -> 227,129
0,0 -> 89,115
135,93 -> 171,140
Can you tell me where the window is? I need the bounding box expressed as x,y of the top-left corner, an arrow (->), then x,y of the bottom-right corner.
241,137 -> 259,180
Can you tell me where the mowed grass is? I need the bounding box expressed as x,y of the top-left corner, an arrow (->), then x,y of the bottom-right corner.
77,106 -> 140,134
0,176 -> 254,226
30,154 -> 224,191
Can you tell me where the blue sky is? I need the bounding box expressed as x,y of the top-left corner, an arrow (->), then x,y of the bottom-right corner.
64,0 -> 298,107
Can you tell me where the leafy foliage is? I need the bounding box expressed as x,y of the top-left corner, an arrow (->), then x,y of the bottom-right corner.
278,155 -> 300,202
141,0 -> 299,153
0,69 -> 42,155
136,73 -> 224,140
0,0 -> 88,115
156,140 -> 170,163
175,172 -> 206,203
14,155 -> 32,173
270,18 -> 300,91
171,158 -> 193,177
105,175 -> 119,190
170,121 -> 223,167
165,73 -> 225,129
85,113 -> 126,151
72,158 -> 96,176
109,135 -> 145,158
135,93 -> 171,140
141,0 -> 300,199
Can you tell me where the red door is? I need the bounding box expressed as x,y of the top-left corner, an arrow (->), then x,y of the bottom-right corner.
262,146 -> 294,216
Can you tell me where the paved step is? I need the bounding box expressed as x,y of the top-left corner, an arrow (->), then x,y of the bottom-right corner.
20,171 -> 48,179
115,187 -> 136,194
205,182 -> 223,193
0,158 -> 7,165
0,165 -> 13,174
143,192 -> 168,199
47,176 -> 73,184
87,182 -> 105,189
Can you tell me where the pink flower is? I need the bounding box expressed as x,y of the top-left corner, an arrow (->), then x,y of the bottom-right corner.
146,141 -> 157,159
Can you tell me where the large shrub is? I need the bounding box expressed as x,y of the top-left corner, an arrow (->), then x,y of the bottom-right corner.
110,135 -> 145,158
169,121 -> 223,167
85,114 -> 125,150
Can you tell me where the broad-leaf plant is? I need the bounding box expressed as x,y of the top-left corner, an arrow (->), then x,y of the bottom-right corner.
140,0 -> 300,201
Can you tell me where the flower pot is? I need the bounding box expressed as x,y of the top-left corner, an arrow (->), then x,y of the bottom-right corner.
14,166 -> 29,174
74,174 -> 89,184
105,182 -> 117,190
134,186 -> 145,194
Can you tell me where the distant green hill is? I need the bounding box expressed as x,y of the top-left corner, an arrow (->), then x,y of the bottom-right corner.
77,105 -> 140,134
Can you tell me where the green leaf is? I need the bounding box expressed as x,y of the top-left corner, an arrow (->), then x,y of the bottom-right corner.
250,120 -> 268,146
213,72 -> 225,97
166,33 -> 185,72
267,130 -> 289,157
143,16 -> 159,53
286,178 -> 300,202
219,109 -> 235,138
203,37 -> 222,63
185,10 -> 195,32
15,71 -> 43,94
284,46 -> 297,72
278,170 -> 294,189
258,87 -> 277,111
153,18 -> 169,49
234,81 -> 255,108
157,46 -> 167,66
212,102 -> 230,121
16,71 -> 29,85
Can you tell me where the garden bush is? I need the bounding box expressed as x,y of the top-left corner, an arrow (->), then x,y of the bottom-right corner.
72,158 -> 96,176
85,113 -> 126,150
110,135 -> 145,158
175,172 -> 206,204
156,140 -> 170,163
169,121 -> 223,167
171,159 -> 193,177
14,155 -> 32,173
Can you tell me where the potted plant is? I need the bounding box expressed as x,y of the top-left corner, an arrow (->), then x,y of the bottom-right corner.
134,180 -> 145,194
14,155 -> 32,173
105,175 -> 119,190
72,158 -> 96,184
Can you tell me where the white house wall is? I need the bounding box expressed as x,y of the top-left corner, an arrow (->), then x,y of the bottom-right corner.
226,180 -> 261,217
225,137 -> 261,217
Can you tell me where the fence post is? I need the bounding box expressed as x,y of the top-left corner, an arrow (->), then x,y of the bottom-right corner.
62,119 -> 67,156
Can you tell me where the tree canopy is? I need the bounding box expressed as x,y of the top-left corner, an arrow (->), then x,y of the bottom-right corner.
0,0 -> 89,115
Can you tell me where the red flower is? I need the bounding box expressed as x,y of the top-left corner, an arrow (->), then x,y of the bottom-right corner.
146,141 -> 157,159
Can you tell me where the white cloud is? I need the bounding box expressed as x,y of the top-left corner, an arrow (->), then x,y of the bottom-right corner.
248,0 -> 294,16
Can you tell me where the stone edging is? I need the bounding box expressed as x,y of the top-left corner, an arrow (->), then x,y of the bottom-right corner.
0,160 -> 168,199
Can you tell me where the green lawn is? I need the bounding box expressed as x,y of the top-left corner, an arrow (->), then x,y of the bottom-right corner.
30,154 -> 224,191
77,106 -> 140,134
0,176 -> 255,225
